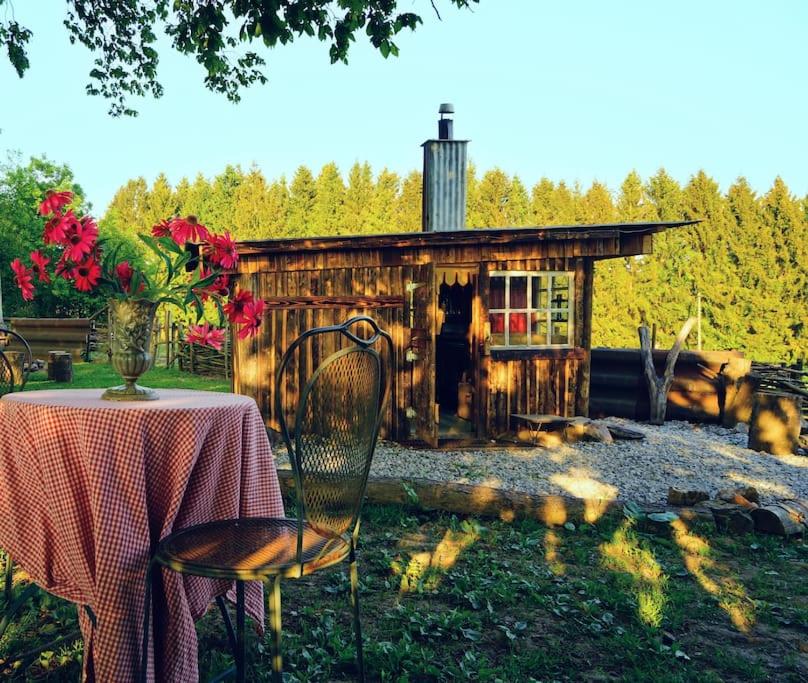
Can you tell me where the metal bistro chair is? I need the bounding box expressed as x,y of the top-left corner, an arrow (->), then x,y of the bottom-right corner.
142,316 -> 392,682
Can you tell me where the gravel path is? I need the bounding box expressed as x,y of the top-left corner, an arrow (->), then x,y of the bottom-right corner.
275,419 -> 807,504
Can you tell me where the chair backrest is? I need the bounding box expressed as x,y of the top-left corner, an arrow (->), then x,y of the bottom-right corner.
0,328 -> 32,391
0,351 -> 14,397
275,316 -> 393,544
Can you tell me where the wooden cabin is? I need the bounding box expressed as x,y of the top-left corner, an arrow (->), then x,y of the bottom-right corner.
232,221 -> 692,446
231,105 -> 693,445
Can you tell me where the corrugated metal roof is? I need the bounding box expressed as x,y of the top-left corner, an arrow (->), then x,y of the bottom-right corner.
236,220 -> 698,255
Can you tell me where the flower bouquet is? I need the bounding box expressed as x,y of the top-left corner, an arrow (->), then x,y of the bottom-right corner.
10,189 -> 264,400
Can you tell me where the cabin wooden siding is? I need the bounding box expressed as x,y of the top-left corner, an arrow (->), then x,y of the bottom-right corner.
231,227 -> 663,442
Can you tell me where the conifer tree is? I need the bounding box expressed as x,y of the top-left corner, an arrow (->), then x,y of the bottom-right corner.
466,161 -> 483,228
343,162 -> 374,232
264,177 -> 290,236
579,181 -> 615,224
311,163 -> 346,235
144,173 -> 176,229
530,178 -> 555,225
507,176 -> 531,226
180,173 -> 214,223
395,170 -> 422,232
549,181 -> 579,224
287,166 -> 317,237
477,168 -> 511,227
232,166 -> 271,240
105,177 -> 149,233
369,168 -> 400,233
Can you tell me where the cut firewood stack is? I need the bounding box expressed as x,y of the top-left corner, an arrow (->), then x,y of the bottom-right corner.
667,485 -> 808,537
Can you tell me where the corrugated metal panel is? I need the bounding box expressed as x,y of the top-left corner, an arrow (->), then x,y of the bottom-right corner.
422,139 -> 468,232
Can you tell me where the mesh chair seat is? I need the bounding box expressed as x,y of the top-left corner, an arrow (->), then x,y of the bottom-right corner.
155,518 -> 350,580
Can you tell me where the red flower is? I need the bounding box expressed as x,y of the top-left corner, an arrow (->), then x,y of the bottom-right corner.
10,259 -> 35,301
43,213 -> 74,244
208,231 -> 238,269
223,287 -> 254,323
64,214 -> 98,262
151,220 -> 172,239
38,190 -> 73,217
72,257 -> 101,292
115,261 -> 134,293
209,273 -> 230,298
29,250 -> 51,284
186,323 -> 226,351
237,299 -> 265,339
168,216 -> 209,245
55,253 -> 73,280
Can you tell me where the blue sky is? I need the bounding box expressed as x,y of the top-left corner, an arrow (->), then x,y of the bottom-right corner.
1,1 -> 806,213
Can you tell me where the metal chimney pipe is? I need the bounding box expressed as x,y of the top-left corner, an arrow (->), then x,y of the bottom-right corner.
422,104 -> 468,232
438,102 -> 454,140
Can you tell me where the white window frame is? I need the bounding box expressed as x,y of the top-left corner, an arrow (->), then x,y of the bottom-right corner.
488,270 -> 574,349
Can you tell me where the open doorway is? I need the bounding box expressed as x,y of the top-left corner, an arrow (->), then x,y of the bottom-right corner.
435,267 -> 476,437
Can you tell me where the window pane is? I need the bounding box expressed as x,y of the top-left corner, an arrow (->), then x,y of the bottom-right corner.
490,276 -> 505,309
509,312 -> 528,345
551,309 -> 569,323
531,313 -> 548,345
551,320 -> 569,345
531,275 -> 548,308
551,275 -> 569,308
509,276 -> 527,308
489,312 -> 505,346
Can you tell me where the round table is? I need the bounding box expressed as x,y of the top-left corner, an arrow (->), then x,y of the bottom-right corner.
0,389 -> 284,682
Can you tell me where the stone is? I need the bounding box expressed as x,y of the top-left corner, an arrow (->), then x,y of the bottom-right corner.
667,488 -> 710,507
563,419 -> 614,444
716,486 -> 760,504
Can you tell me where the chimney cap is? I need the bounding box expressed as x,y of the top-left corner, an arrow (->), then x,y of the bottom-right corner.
438,103 -> 454,116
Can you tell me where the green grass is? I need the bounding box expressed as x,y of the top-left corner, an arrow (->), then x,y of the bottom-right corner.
23,361 -> 229,393
1,505 -> 806,681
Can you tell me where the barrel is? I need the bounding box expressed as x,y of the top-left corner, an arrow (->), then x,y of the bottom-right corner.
51,352 -> 73,383
48,351 -> 70,380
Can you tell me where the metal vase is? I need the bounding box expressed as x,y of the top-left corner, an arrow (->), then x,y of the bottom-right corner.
102,298 -> 159,401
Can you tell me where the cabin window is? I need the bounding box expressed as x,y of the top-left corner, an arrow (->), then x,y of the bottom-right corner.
488,271 -> 574,348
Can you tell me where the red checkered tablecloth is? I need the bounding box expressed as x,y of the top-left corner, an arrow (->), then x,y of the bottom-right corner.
0,388 -> 284,682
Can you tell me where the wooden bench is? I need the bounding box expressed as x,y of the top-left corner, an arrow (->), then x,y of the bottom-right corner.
510,414 -> 578,441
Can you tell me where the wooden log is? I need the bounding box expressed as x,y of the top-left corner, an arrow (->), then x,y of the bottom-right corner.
748,392 -> 802,455
638,317 -> 696,425
51,353 -> 73,383
275,469 -> 618,524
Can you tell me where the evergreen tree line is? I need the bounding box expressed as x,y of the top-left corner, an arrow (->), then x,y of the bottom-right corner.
4,155 -> 804,364
104,163 -> 807,364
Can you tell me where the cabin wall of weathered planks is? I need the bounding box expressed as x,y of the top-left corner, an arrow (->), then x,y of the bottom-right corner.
233,231 -> 648,442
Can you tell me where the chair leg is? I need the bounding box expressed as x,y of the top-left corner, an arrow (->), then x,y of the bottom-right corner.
349,546 -> 365,683
236,581 -> 246,683
216,595 -> 238,656
140,563 -> 153,683
267,575 -> 283,683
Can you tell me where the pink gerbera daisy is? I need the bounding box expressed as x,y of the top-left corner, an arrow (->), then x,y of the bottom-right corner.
186,323 -> 226,351
63,215 -> 98,262
223,288 -> 254,324
207,231 -> 238,269
38,190 -> 73,217
72,257 -> 101,292
169,216 -> 209,245
29,250 -> 51,284
10,259 -> 35,301
237,299 -> 265,339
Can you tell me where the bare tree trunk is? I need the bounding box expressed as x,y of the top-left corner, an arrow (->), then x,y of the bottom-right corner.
638,318 -> 696,425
